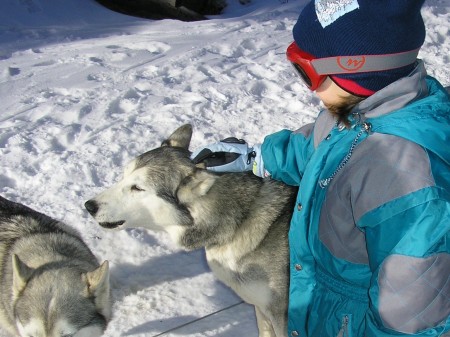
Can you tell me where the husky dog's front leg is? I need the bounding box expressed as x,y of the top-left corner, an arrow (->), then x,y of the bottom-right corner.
255,307 -> 278,337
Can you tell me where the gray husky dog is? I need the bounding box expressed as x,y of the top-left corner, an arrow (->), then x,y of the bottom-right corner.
85,124 -> 296,337
0,196 -> 111,337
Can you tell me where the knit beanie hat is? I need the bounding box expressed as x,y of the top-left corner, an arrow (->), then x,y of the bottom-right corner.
292,0 -> 426,96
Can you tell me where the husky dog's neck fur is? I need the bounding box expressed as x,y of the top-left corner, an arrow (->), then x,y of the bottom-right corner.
176,170 -> 291,253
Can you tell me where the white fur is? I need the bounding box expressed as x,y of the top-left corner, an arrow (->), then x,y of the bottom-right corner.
17,318 -> 43,337
206,245 -> 239,273
16,318 -> 104,337
93,166 -> 180,230
165,225 -> 187,246
206,247 -> 271,309
73,325 -> 104,337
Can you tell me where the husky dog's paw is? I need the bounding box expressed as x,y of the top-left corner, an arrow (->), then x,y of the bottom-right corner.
177,170 -> 217,203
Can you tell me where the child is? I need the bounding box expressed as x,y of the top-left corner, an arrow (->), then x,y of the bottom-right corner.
192,0 -> 450,336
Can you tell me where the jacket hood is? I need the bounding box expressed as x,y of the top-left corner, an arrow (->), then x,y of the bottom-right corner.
368,74 -> 450,166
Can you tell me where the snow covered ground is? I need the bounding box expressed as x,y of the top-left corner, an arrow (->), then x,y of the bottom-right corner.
0,0 -> 449,336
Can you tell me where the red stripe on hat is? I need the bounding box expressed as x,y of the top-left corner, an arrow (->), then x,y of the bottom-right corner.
331,76 -> 376,97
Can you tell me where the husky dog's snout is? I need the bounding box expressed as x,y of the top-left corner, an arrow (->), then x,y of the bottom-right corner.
85,199 -> 99,216
85,199 -> 125,229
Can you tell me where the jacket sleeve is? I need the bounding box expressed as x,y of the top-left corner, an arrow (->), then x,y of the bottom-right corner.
261,123 -> 315,186
360,188 -> 450,336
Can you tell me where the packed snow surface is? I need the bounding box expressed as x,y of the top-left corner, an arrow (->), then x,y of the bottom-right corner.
1,0 -> 449,336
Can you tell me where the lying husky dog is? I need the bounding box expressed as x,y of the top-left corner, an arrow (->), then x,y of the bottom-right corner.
85,124 -> 296,337
0,196 -> 111,337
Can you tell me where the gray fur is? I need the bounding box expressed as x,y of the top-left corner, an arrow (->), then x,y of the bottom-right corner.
85,124 -> 296,337
0,197 -> 111,337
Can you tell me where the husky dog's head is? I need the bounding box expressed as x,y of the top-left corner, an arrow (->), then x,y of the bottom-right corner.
85,124 -> 196,233
12,256 -> 110,337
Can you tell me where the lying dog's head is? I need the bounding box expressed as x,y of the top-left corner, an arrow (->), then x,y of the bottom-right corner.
13,257 -> 110,337
85,124 -> 196,232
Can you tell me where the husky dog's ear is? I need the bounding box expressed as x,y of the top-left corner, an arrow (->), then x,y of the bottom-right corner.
83,261 -> 111,320
177,170 -> 217,204
12,255 -> 34,298
161,124 -> 192,149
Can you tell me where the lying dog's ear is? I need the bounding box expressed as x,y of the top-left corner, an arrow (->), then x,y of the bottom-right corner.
177,170 -> 217,203
161,124 -> 192,149
12,255 -> 34,299
83,260 -> 111,320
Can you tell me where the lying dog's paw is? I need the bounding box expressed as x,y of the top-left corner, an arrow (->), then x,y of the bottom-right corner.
177,170 -> 217,203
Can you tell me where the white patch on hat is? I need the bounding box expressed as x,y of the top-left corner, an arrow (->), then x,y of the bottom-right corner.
315,0 -> 359,28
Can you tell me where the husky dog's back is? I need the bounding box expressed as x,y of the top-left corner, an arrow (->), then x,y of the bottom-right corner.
0,196 -> 110,337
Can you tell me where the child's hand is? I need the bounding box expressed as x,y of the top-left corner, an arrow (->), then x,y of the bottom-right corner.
191,137 -> 262,174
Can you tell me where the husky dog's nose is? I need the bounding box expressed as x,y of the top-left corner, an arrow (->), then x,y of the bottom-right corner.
85,200 -> 99,216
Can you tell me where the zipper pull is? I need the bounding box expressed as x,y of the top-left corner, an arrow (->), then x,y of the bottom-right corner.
362,122 -> 372,133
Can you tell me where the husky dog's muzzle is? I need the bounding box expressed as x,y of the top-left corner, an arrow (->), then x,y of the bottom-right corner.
84,200 -> 125,229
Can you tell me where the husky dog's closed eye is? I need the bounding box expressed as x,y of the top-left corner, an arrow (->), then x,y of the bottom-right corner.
85,124 -> 296,337
0,196 -> 111,337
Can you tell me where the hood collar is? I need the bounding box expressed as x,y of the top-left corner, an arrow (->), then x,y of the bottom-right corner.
353,60 -> 429,119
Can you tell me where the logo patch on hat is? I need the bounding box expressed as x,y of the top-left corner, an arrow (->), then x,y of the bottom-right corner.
315,0 -> 359,28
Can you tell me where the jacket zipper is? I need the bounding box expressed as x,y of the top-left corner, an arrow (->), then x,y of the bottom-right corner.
336,315 -> 349,337
319,122 -> 372,188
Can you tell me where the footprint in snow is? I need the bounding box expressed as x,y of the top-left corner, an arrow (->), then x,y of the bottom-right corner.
9,67 -> 20,76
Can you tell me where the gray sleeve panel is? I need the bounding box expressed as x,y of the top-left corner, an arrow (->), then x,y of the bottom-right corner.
313,111 -> 336,148
378,253 -> 450,333
293,122 -> 314,138
319,133 -> 434,264
319,182 -> 368,264
347,133 -> 435,223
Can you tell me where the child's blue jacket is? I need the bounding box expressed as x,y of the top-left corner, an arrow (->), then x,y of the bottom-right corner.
261,61 -> 450,337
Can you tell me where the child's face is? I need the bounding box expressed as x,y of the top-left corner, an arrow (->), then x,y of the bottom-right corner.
315,77 -> 352,107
